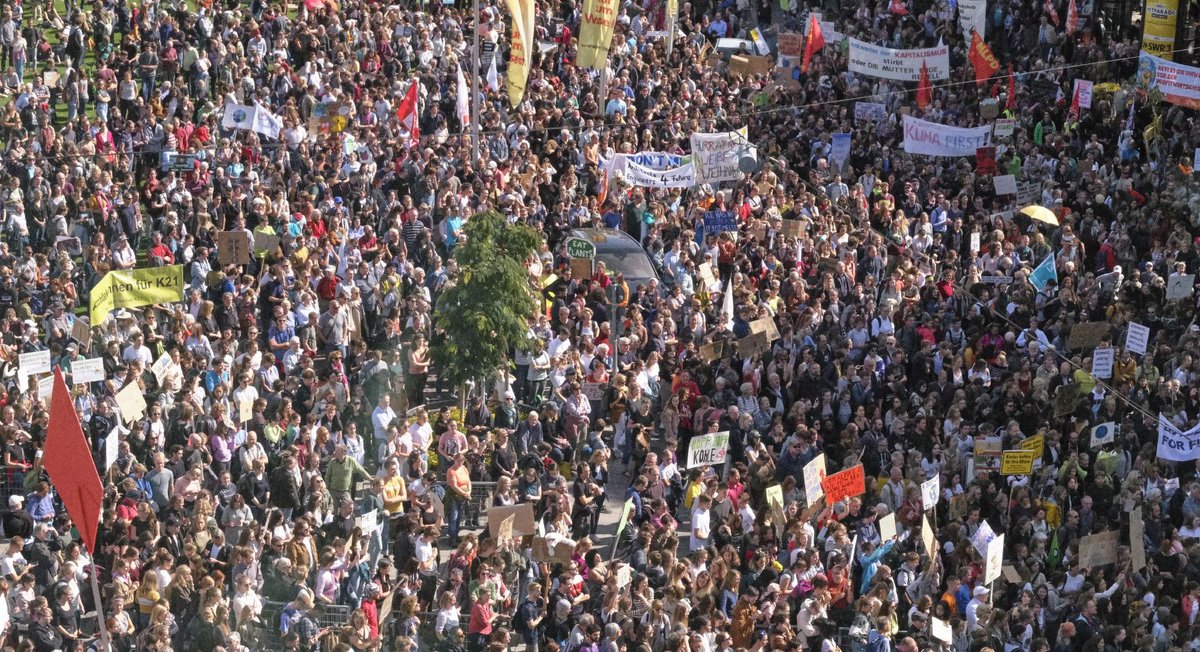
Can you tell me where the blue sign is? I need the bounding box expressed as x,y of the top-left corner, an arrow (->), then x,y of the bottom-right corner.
703,211 -> 739,235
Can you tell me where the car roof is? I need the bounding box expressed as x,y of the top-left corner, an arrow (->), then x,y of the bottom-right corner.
568,228 -> 644,252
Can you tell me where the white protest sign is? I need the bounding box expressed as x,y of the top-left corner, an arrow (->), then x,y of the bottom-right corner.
1195,147 -> 1200,171
105,427 -> 120,472
803,453 -> 827,505
19,350 -> 51,376
151,352 -> 175,386
1091,347 -> 1114,379
921,476 -> 940,511
115,382 -> 148,424
1091,422 -> 1117,448
36,374 -> 53,402
971,520 -> 996,556
691,127 -> 755,184
958,0 -> 987,38
902,115 -> 993,157
72,358 -> 105,384
984,533 -> 1005,584
1126,322 -> 1150,355
847,38 -> 951,81
993,119 -> 1016,138
879,512 -> 897,541
993,175 -> 1018,195
854,101 -> 888,122
970,232 -> 981,254
1167,274 -> 1195,300
1157,414 -> 1200,462
931,617 -> 953,643
1016,180 -> 1041,205
1074,79 -> 1094,108
357,509 -> 380,535
687,431 -> 731,468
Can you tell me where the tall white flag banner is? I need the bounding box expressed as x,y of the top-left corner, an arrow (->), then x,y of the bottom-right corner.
958,0 -> 987,39
847,38 -> 951,81
252,103 -> 283,139
1157,414 -> 1200,461
902,115 -> 993,157
691,127 -> 755,184
456,65 -> 471,127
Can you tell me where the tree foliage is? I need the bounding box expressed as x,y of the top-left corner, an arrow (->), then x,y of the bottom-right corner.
432,211 -> 541,388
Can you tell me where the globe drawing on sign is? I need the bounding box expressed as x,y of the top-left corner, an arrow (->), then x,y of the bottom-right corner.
232,108 -> 249,123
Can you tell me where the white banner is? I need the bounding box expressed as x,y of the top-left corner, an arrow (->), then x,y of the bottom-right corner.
854,102 -> 888,122
848,38 -> 951,81
71,358 -> 105,384
902,115 -> 993,157
621,160 -> 696,188
1139,54 -> 1200,109
222,100 -> 283,139
958,0 -> 987,38
1158,414 -> 1200,461
691,128 -> 755,185
687,431 -> 731,468
19,350 -> 51,376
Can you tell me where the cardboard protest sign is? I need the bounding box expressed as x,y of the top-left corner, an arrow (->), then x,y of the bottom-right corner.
821,464 -> 866,504
115,382 -> 148,423
217,231 -> 251,265
921,514 -> 937,558
737,331 -> 770,358
488,503 -> 536,538
749,317 -> 781,342
497,514 -> 515,547
1078,530 -> 1120,568
699,340 -> 731,362
879,512 -> 897,541
1130,507 -> 1147,571
1068,322 -> 1111,349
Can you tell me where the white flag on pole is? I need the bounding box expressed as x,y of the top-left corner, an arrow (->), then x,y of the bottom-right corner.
252,103 -> 283,139
487,53 -> 500,91
221,100 -> 256,131
456,65 -> 471,127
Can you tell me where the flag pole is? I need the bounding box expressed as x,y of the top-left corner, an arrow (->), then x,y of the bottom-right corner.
471,0 -> 482,163
82,488 -> 111,652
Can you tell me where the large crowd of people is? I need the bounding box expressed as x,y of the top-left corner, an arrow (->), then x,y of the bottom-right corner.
0,0 -> 1194,650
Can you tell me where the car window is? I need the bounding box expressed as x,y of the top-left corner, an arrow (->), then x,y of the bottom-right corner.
597,250 -> 657,279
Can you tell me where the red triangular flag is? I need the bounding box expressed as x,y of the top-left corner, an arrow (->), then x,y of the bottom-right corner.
1068,83 -> 1081,120
916,61 -> 932,110
43,367 -> 104,553
1045,0 -> 1060,25
396,80 -> 420,148
1005,65 -> 1016,110
890,0 -> 909,15
1066,0 -> 1079,34
801,14 -> 825,73
968,31 -> 1000,86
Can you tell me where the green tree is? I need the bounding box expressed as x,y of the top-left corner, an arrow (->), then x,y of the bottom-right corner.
432,211 -> 541,391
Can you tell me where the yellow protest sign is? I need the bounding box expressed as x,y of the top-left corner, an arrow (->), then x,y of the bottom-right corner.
89,266 -> 185,325
1000,450 -> 1036,475
1018,434 -> 1044,457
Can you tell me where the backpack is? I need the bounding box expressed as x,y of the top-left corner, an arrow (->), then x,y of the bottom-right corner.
511,599 -> 532,634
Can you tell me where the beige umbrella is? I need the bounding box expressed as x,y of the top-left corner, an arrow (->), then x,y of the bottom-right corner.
1020,205 -> 1060,226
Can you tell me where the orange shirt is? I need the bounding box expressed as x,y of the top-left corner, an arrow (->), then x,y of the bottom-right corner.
447,464 -> 472,499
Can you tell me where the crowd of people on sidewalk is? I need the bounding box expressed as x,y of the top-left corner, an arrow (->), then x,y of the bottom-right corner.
0,0 -> 1195,650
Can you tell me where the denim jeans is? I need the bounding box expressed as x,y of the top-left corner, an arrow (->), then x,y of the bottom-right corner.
447,494 -> 464,543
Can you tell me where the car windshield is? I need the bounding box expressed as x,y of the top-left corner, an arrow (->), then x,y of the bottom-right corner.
597,250 -> 657,279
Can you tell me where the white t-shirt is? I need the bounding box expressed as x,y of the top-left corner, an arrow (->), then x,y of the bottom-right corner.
690,507 -> 710,551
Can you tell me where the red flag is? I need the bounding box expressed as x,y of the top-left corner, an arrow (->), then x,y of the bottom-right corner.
890,0 -> 909,15
43,368 -> 103,553
1068,83 -> 1081,120
1066,0 -> 1079,34
801,14 -> 825,73
968,31 -> 1000,86
1005,65 -> 1016,110
916,61 -> 932,110
1045,0 -> 1060,25
396,80 -> 420,148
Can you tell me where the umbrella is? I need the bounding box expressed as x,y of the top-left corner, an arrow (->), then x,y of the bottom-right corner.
1020,205 -> 1060,226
